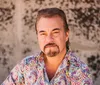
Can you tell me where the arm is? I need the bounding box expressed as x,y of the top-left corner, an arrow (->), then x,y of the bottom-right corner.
1,62 -> 25,85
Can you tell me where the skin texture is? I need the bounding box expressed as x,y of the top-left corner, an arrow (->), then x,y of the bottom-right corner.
37,16 -> 69,57
36,16 -> 69,80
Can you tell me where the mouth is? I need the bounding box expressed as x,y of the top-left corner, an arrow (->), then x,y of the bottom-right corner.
44,43 -> 58,50
45,44 -> 56,48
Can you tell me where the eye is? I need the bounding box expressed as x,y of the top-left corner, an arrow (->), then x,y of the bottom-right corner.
54,31 -> 59,33
53,31 -> 60,34
52,28 -> 60,34
40,32 -> 47,36
52,31 -> 60,37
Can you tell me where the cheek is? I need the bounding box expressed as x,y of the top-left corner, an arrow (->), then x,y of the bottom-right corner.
57,36 -> 66,47
38,37 -> 45,49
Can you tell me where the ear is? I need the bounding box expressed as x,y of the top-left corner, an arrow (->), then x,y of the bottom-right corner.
65,31 -> 69,41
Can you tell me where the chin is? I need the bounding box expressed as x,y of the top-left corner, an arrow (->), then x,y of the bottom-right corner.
45,50 -> 59,57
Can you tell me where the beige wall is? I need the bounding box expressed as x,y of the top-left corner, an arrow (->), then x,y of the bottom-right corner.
0,0 -> 100,84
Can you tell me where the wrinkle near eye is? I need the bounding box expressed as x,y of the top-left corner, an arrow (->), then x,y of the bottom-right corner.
52,28 -> 60,37
53,30 -> 60,33
38,30 -> 46,36
40,32 -> 47,36
52,28 -> 60,32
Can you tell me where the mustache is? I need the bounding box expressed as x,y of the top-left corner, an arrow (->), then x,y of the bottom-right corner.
44,43 -> 58,48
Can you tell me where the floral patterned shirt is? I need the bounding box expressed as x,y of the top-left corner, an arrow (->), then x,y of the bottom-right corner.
2,51 -> 92,85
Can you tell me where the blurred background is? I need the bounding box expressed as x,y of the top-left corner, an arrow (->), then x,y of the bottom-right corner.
0,0 -> 100,84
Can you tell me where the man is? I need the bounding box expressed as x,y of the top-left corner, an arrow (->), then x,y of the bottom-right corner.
2,8 -> 92,85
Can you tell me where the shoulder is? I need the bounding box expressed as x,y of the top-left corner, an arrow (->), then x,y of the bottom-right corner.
2,52 -> 41,84
69,52 -> 90,74
12,52 -> 40,72
68,51 -> 92,84
20,52 -> 40,67
68,51 -> 87,67
68,51 -> 90,74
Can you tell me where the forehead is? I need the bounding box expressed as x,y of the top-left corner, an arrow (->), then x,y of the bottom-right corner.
37,16 -> 64,31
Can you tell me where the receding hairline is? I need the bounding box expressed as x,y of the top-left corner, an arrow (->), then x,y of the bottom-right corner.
37,15 -> 67,33
35,8 -> 69,33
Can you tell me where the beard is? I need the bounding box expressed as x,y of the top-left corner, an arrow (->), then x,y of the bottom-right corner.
43,43 -> 60,57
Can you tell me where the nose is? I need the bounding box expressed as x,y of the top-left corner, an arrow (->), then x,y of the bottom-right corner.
46,34 -> 54,43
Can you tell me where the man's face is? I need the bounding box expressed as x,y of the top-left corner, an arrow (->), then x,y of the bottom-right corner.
37,16 -> 69,57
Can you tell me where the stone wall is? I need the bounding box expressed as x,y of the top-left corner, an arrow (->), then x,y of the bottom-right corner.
0,0 -> 100,84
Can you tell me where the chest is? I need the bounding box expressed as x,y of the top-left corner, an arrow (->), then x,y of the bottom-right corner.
46,66 -> 58,81
24,67 -> 70,85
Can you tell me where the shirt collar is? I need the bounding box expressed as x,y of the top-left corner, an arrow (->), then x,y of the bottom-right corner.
37,51 -> 71,72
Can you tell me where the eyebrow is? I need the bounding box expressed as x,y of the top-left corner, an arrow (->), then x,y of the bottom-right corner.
39,28 -> 60,33
52,28 -> 60,31
39,30 -> 45,33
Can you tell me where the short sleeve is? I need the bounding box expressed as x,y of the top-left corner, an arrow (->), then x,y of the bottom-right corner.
1,60 -> 25,85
